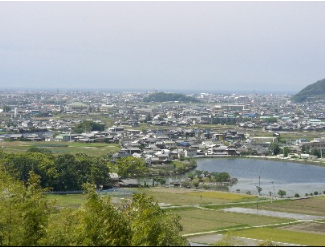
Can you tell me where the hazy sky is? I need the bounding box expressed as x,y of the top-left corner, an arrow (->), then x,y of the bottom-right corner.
0,1 -> 324,93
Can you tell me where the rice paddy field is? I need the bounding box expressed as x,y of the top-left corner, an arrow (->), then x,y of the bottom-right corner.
176,208 -> 291,234
45,188 -> 325,246
136,187 -> 258,205
0,141 -> 120,157
229,227 -> 325,246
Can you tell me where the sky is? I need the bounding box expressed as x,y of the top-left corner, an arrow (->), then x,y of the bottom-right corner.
0,1 -> 325,93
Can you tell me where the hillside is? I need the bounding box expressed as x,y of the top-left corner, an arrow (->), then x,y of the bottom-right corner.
143,92 -> 199,103
292,79 -> 325,102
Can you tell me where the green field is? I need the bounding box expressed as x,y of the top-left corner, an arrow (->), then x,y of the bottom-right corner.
45,189 -> 325,246
136,188 -> 257,205
0,141 -> 120,156
46,194 -> 87,209
175,208 -> 291,234
229,227 -> 325,246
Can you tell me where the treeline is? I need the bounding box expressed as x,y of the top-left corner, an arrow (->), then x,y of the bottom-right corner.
143,92 -> 199,102
0,148 -> 110,191
73,120 -> 105,133
0,171 -> 188,246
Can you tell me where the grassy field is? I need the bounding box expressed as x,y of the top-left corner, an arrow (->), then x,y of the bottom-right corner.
204,196 -> 325,217
45,189 -> 325,246
0,141 -> 120,156
229,227 -> 325,246
245,196 -> 325,217
46,194 -> 87,209
175,208 -> 291,234
136,188 -> 257,205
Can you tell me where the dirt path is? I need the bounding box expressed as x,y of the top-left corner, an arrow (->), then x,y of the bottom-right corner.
222,207 -> 324,220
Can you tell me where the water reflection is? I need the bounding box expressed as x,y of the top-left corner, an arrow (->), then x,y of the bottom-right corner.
139,158 -> 325,197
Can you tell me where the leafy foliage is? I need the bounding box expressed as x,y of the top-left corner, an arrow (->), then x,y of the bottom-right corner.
277,189 -> 286,198
73,120 -> 105,133
0,172 -> 187,246
0,151 -> 110,191
0,170 -> 54,246
116,157 -> 149,178
269,143 -> 280,155
128,193 -> 188,246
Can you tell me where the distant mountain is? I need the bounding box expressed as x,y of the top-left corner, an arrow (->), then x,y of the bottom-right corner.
143,92 -> 199,103
292,79 -> 325,102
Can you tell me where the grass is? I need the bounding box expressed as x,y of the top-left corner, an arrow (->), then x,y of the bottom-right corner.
245,196 -> 325,217
0,141 -> 120,156
186,191 -> 256,201
175,208 -> 291,234
46,194 -> 87,209
136,188 -> 258,205
229,227 -> 325,246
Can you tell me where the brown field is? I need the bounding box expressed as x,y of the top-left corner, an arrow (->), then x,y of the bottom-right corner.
247,196 -> 325,217
278,222 -> 325,235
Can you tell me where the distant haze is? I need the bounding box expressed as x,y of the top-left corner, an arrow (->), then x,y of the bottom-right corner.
0,1 -> 324,93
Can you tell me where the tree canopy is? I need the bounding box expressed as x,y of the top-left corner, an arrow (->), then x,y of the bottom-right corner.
73,120 -> 105,133
0,151 -> 109,191
0,171 -> 188,246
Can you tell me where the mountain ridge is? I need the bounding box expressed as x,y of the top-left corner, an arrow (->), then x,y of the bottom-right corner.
292,79 -> 325,102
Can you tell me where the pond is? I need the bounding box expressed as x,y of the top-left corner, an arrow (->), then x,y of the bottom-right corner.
140,158 -> 325,197
195,158 -> 325,197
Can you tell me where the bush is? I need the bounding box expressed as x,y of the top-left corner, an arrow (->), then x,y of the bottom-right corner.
294,193 -> 300,197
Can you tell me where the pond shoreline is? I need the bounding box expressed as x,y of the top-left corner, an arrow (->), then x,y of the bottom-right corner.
194,155 -> 325,167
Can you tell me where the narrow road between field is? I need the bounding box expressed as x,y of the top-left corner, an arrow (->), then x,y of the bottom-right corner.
222,207 -> 324,220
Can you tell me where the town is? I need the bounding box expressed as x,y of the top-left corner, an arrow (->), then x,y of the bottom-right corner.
0,89 -> 325,164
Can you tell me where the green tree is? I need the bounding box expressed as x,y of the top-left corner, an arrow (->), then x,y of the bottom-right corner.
269,143 -> 280,155
128,193 -> 188,246
282,147 -> 290,157
0,169 -> 53,246
211,172 -> 231,182
72,185 -> 131,246
54,154 -> 80,191
20,172 -> 53,246
311,148 -> 321,158
73,120 -> 105,133
278,189 -> 286,198
117,157 -> 148,178
90,157 -> 110,188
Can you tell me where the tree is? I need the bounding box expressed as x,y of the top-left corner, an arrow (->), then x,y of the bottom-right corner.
20,172 -> 53,246
89,157 -> 110,189
269,143 -> 280,155
117,157 -> 148,178
72,185 -> 131,246
73,120 -> 105,134
54,154 -> 80,191
278,189 -> 286,198
0,169 -> 187,247
283,147 -> 291,157
311,148 -> 321,158
128,193 -> 188,246
0,169 -> 53,246
211,172 -> 231,182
